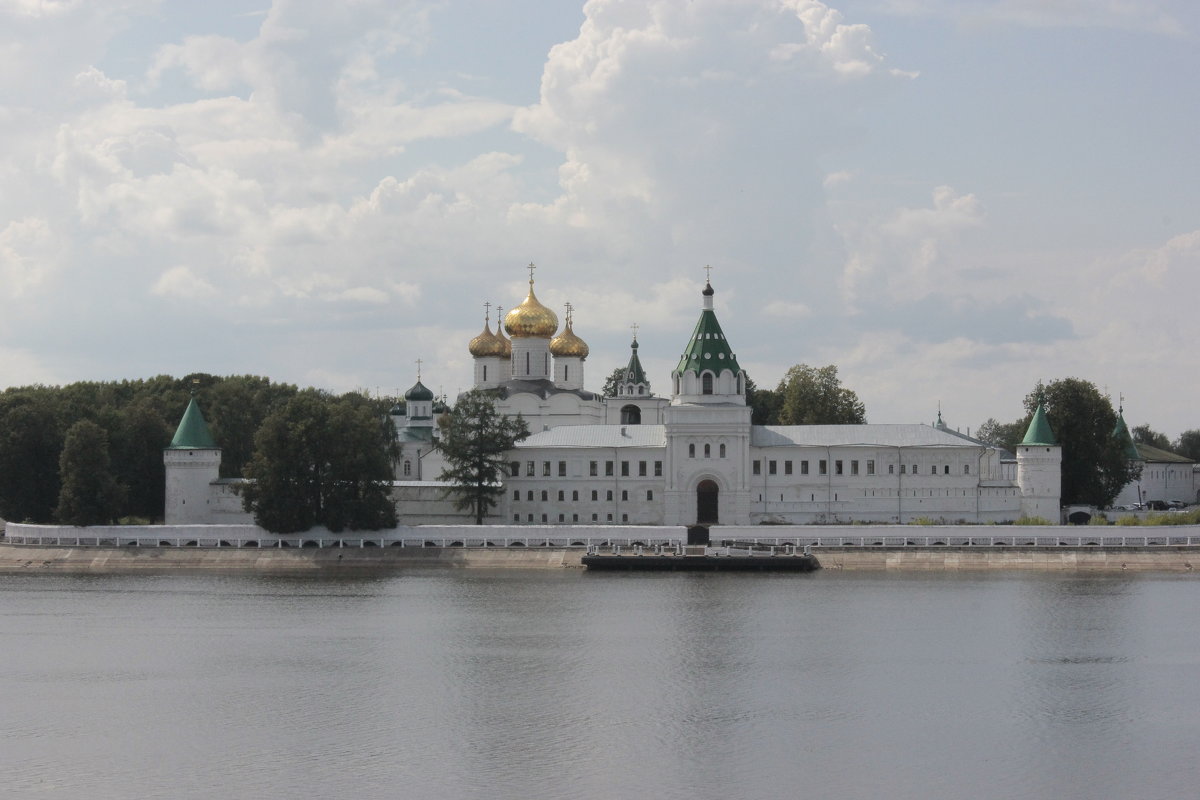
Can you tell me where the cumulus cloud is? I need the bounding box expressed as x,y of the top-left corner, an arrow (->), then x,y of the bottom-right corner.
152,265 -> 217,299
838,185 -> 984,306
0,216 -> 58,297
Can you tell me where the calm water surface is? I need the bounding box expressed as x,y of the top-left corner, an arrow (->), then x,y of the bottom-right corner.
2,570 -> 1198,800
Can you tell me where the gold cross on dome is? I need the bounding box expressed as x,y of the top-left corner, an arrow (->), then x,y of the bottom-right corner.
704,264 -> 712,282
483,301 -> 491,323
631,322 -> 639,341
527,261 -> 536,284
564,301 -> 573,325
415,358 -> 423,381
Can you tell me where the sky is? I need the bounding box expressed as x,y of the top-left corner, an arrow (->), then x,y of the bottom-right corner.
1,0 -> 1198,437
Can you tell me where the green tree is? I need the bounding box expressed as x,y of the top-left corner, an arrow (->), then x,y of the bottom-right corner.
601,367 -> 626,398
1175,429 -> 1200,462
436,389 -> 529,524
1131,424 -> 1171,451
55,420 -> 124,526
110,398 -> 172,521
1026,379 -> 1139,507
975,417 -> 1027,453
0,395 -> 64,522
203,375 -> 298,478
776,364 -> 866,425
744,373 -> 783,425
241,391 -> 398,533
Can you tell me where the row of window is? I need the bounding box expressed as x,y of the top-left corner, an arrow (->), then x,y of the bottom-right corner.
752,459 -> 971,477
511,460 -> 663,478
516,513 -> 630,523
687,443 -> 726,458
513,489 -> 654,502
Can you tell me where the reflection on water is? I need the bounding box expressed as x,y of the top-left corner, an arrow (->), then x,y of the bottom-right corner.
2,571 -> 1199,800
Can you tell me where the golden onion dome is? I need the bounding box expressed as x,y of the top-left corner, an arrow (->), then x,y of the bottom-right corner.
504,282 -> 558,339
550,321 -> 589,359
495,323 -> 512,357
468,321 -> 506,358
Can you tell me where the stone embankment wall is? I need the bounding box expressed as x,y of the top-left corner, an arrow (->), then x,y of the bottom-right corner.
0,544 -> 586,574
814,548 -> 1199,572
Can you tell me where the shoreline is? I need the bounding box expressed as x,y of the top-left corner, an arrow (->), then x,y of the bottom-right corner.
2,541 -> 1199,574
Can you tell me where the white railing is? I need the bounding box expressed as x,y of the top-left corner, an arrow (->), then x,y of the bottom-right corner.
716,535 -> 1199,548
2,532 -> 687,549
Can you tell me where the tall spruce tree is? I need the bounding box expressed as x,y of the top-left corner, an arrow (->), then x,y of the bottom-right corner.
436,389 -> 529,524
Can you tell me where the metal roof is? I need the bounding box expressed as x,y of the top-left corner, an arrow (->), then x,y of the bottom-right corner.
1022,403 -> 1057,446
752,424 -> 991,448
167,397 -> 218,449
517,425 -> 667,449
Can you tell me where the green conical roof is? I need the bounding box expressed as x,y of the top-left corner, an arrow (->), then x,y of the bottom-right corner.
168,397 -> 218,449
1021,403 -> 1056,446
623,339 -> 648,386
1112,412 -> 1143,461
674,283 -> 741,375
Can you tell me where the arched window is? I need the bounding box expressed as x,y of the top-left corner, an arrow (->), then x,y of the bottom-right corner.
719,444 -> 726,458
483,365 -> 487,381
525,351 -> 530,374
621,405 -> 641,425
688,443 -> 696,458
541,490 -> 548,501
702,372 -> 713,394
403,461 -> 411,476
637,386 -> 644,395
557,490 -> 565,501
564,365 -> 569,381
544,353 -> 549,373
704,444 -> 711,458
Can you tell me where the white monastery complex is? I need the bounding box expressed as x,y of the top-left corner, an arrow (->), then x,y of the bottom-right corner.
164,269 -> 1068,528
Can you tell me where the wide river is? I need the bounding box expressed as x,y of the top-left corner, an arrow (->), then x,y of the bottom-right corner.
2,569 -> 1198,800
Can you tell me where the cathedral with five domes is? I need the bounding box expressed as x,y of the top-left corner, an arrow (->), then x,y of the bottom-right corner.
165,269 -> 1062,528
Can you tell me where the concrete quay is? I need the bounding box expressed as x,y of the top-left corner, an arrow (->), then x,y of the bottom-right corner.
0,542 -> 585,574
2,541 -> 1199,574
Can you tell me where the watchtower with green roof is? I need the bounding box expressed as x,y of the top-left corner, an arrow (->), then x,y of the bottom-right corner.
163,396 -> 222,524
670,280 -> 746,404
664,277 -> 753,527
1016,400 -> 1062,521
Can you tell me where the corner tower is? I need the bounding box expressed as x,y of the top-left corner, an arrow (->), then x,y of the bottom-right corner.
1016,400 -> 1062,521
163,395 -> 221,524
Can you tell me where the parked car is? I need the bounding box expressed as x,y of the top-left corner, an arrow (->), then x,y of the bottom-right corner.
1146,500 -> 1169,511
1116,503 -> 1143,511
1167,500 -> 1186,509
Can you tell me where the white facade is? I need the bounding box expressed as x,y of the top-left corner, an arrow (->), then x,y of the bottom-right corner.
167,277 -> 1061,528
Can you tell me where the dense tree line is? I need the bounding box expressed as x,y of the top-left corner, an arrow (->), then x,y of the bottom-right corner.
0,374 -> 306,524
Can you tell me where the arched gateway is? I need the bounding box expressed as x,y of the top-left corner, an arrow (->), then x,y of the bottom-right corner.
696,479 -> 719,524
